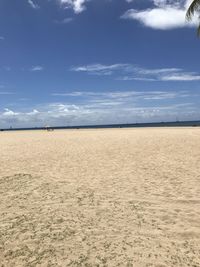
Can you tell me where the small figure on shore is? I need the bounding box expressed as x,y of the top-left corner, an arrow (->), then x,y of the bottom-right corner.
44,125 -> 54,131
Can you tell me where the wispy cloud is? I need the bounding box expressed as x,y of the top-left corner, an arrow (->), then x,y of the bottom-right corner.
27,0 -> 39,9
121,0 -> 198,30
51,90 -> 192,107
0,36 -> 5,41
161,73 -> 200,81
71,63 -> 200,81
30,66 -> 44,72
52,91 -> 85,97
3,66 -> 11,71
54,17 -> 74,24
0,85 -> 14,95
71,64 -> 130,75
0,92 -> 14,95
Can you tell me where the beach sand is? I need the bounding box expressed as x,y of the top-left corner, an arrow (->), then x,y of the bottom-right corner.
0,128 -> 200,267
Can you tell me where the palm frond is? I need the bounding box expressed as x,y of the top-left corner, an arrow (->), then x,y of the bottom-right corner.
197,23 -> 200,36
186,0 -> 200,20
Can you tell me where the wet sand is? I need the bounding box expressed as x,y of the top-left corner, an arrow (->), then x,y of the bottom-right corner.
0,128 -> 200,267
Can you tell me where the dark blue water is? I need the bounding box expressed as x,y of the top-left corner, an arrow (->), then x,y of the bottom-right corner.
1,120 -> 200,131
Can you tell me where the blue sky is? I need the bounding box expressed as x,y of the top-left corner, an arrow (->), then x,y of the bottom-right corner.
0,0 -> 200,127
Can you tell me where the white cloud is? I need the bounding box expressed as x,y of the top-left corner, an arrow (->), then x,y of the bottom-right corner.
27,109 -> 39,115
71,63 -> 200,81
0,104 -> 89,128
27,0 -> 39,9
121,0 -> 198,30
0,36 -> 5,41
0,99 -> 199,128
59,0 -> 89,13
30,66 -> 44,72
3,108 -> 19,116
1,88 -> 199,128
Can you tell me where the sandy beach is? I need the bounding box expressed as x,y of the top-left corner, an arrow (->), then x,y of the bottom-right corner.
0,127 -> 200,267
